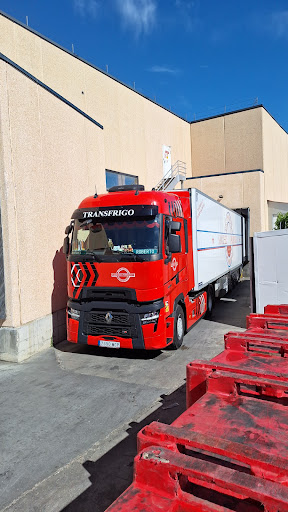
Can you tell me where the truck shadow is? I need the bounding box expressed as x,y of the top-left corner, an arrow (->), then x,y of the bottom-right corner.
51,248 -> 68,345
55,340 -> 162,360
208,279 -> 251,329
60,384 -> 186,512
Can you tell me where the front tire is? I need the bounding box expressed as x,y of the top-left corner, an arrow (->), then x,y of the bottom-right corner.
171,305 -> 185,349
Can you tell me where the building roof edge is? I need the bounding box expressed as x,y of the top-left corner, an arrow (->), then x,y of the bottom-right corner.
1,10 -> 286,133
0,52 -> 104,129
0,9 -> 189,125
190,104 -> 288,135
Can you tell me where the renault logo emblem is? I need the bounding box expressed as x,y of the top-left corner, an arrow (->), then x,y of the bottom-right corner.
105,312 -> 113,324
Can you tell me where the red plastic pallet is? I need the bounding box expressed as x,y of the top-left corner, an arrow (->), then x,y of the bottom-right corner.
138,421 -> 288,481
186,359 -> 288,408
138,369 -> 288,484
247,313 -> 288,331
186,357 -> 288,409
264,304 -> 288,317
224,331 -> 288,355
107,445 -> 288,511
106,304 -> 288,512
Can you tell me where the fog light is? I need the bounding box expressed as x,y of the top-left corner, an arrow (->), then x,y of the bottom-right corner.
68,307 -> 80,320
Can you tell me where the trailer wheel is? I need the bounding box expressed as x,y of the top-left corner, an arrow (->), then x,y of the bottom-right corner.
205,285 -> 214,319
171,305 -> 185,349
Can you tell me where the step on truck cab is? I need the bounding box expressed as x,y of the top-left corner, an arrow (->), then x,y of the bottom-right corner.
64,185 -> 248,350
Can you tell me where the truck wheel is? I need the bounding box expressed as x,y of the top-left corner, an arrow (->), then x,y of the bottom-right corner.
205,285 -> 214,319
236,268 -> 241,283
171,305 -> 185,349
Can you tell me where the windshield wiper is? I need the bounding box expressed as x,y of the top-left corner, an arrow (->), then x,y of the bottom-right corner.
82,251 -> 102,262
120,253 -> 144,262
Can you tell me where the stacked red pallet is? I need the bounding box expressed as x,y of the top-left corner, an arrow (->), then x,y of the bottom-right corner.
106,305 -> 288,511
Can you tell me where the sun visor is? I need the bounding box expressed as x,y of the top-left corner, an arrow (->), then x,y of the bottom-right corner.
72,205 -> 158,220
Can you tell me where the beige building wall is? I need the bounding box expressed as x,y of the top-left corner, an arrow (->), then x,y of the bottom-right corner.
189,106 -> 288,234
185,171 -> 265,236
0,59 -> 105,360
190,107 -> 263,177
0,13 -> 191,189
262,109 -> 288,231
189,107 -> 266,234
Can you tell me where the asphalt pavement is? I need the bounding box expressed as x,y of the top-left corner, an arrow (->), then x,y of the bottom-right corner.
0,278 -> 250,512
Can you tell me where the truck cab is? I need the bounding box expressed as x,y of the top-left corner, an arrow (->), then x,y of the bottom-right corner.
64,185 -> 204,350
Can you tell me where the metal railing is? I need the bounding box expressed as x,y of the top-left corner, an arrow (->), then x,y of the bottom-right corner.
155,160 -> 187,191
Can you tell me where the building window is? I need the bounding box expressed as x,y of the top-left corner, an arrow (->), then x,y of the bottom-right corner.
272,214 -> 278,230
105,169 -> 138,191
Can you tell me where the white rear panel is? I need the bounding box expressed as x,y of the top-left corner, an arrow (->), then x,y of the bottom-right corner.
191,189 -> 243,291
254,229 -> 288,313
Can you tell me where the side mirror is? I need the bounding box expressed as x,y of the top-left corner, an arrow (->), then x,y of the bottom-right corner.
170,221 -> 181,232
63,236 -> 70,258
168,233 -> 181,253
65,223 -> 73,235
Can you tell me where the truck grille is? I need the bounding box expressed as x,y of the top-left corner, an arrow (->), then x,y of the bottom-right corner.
88,312 -> 129,326
83,310 -> 133,338
84,324 -> 131,338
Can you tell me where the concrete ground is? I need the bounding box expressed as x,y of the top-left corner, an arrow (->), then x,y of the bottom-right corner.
0,279 -> 250,512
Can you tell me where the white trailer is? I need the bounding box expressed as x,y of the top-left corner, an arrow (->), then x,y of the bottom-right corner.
253,228 -> 288,313
190,189 -> 246,295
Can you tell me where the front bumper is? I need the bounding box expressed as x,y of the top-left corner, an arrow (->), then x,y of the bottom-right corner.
67,298 -> 170,350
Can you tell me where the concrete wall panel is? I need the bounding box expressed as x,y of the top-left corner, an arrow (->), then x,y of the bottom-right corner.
185,170 -> 264,235
225,108 -> 263,172
190,108 -> 263,178
184,173 -> 243,208
190,117 -> 225,176
0,60 -> 21,327
41,40 -> 87,112
0,62 -> 105,330
243,171 -> 265,234
261,110 -> 288,231
0,15 -> 17,61
0,206 -> 5,320
4,64 -> 48,325
262,109 -> 288,204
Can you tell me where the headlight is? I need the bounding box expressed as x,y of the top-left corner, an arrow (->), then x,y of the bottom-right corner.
68,307 -> 80,320
141,311 -> 159,324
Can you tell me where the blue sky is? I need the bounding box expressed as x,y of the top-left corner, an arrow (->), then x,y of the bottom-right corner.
1,1 -> 288,130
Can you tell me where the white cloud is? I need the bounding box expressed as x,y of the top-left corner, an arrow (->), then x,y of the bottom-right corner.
271,10 -> 288,38
174,0 -> 199,33
149,65 -> 179,74
74,0 -> 99,18
116,0 -> 157,36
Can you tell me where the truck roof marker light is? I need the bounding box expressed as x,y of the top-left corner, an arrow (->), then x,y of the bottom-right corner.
108,185 -> 145,193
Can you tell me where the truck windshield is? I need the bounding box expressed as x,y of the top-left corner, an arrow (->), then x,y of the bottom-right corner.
71,215 -> 161,258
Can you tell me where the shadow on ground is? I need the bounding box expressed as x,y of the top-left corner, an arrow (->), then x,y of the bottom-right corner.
208,279 -> 251,329
60,384 -> 186,512
57,278 -> 250,511
55,341 -> 162,360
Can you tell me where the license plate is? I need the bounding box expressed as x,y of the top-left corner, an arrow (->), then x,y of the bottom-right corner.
98,340 -> 120,349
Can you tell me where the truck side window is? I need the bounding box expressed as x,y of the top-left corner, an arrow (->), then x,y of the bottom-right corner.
183,219 -> 188,253
164,216 -> 171,256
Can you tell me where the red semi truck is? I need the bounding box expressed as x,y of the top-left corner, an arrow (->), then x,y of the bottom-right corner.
64,185 -> 248,350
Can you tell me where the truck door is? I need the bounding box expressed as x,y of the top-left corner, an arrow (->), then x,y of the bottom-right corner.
163,216 -> 188,300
